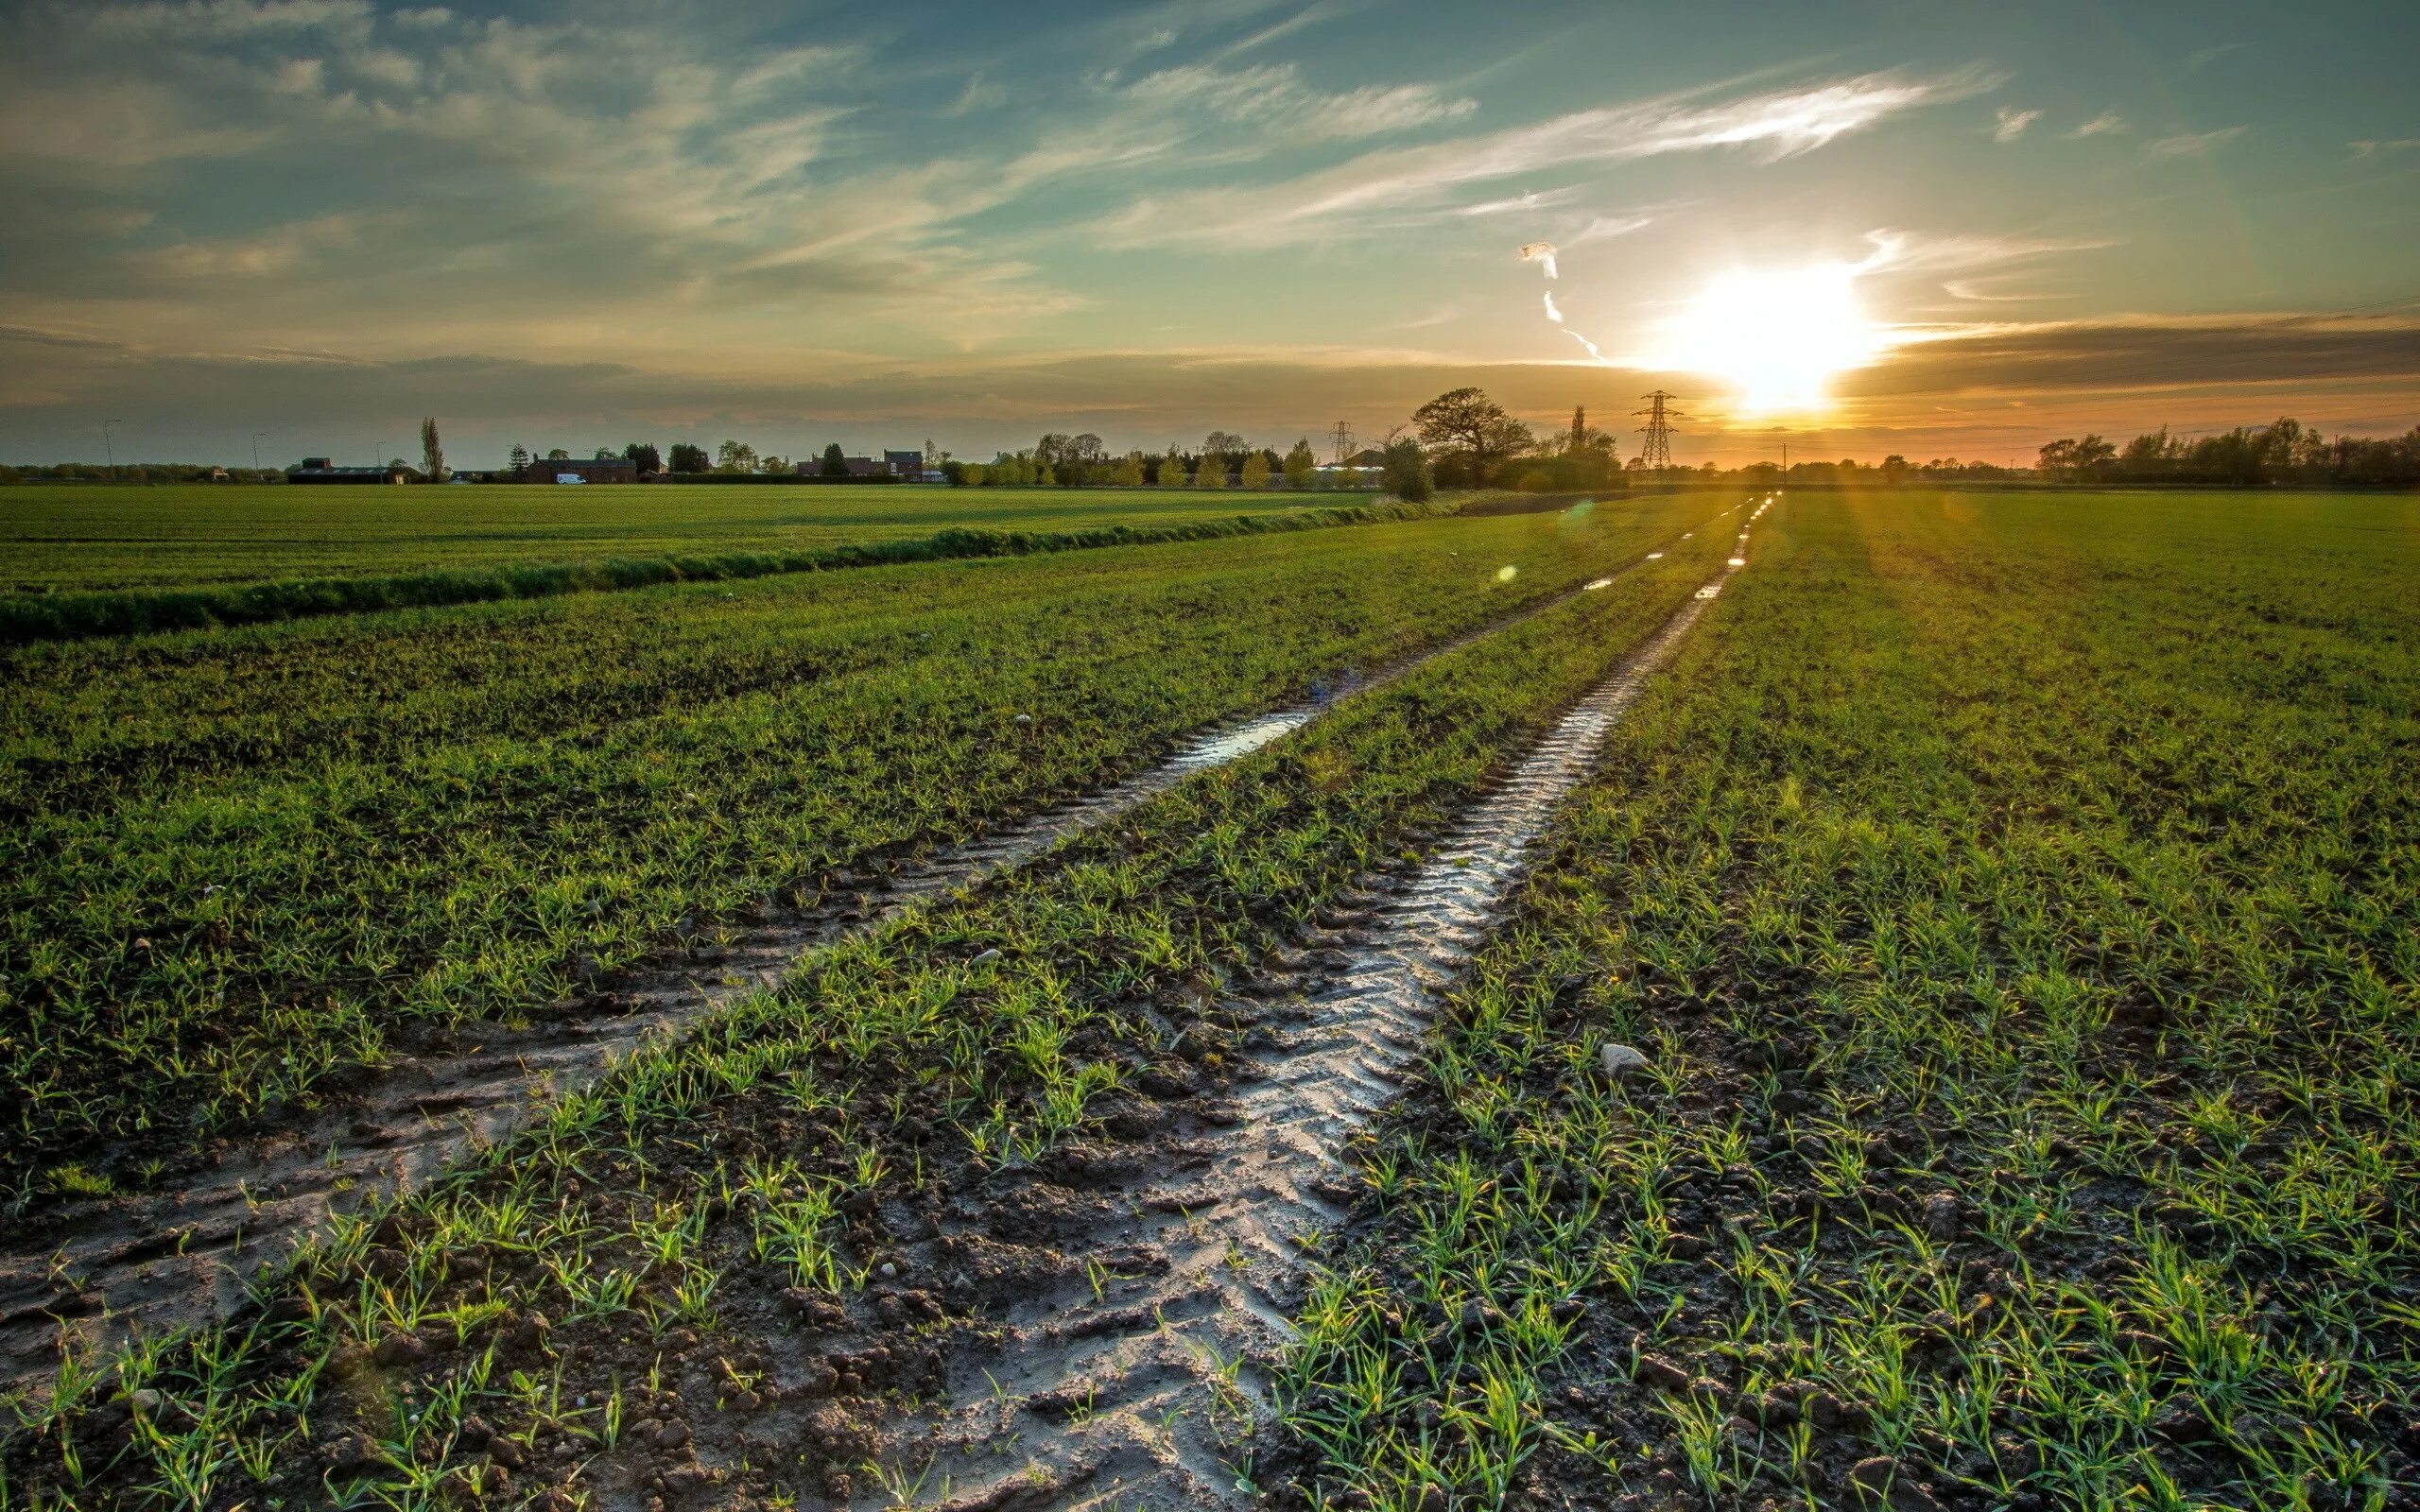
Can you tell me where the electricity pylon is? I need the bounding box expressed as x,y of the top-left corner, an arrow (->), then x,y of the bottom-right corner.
1634,390 -> 1683,469
1328,421 -> 1356,466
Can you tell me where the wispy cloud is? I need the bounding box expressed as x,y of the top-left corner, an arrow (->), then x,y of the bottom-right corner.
1861,228 -> 2118,273
2069,110 -> 2129,139
2181,43 -> 2242,73
1127,61 -> 1476,142
1094,65 -> 2003,249
1993,106 -> 2041,143
2146,126 -> 2245,160
2350,137 -> 2420,158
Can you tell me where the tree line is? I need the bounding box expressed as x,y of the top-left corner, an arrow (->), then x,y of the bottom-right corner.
2038,419 -> 2420,486
943,433 -> 1328,490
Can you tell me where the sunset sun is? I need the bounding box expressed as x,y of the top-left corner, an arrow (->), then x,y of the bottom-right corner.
1659,264 -> 1882,416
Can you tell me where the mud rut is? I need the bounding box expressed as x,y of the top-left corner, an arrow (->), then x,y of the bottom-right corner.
850,509 -> 1762,1511
0,510 -> 1746,1393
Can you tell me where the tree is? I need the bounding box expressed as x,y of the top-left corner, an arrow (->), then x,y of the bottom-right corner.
759,453 -> 791,474
546,447 -> 571,461
420,417 -> 445,479
667,442 -> 708,473
1193,452 -> 1225,488
1412,387 -> 1532,483
1566,405 -> 1586,455
1240,451 -> 1271,489
1879,454 -> 1911,483
924,438 -> 946,474
1380,437 -> 1433,504
717,440 -> 757,472
510,443 -> 531,472
1283,438 -> 1317,490
821,442 -> 847,477
1112,452 -> 1147,486
1157,448 -> 1187,488
623,441 -> 663,473
1201,431 -> 1246,466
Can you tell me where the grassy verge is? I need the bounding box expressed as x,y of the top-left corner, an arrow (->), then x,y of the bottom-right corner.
0,499 -> 1437,644
0,500 -> 1703,1196
0,526 -> 1739,1506
1275,491 -> 2419,1511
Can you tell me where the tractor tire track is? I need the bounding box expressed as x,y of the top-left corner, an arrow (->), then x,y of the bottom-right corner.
846,507 -> 1762,1510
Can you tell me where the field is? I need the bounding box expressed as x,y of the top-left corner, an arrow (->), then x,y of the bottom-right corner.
1,489 -> 2413,1512
0,485 -> 1352,593
0,495 -> 1700,1188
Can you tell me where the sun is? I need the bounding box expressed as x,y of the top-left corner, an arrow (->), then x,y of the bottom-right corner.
1656,264 -> 1881,416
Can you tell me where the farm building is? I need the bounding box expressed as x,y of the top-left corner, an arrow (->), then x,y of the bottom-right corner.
289,458 -> 425,484
520,456 -> 637,484
884,450 -> 926,478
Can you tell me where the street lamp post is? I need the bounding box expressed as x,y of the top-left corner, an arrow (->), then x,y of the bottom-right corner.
252,432 -> 269,472
102,419 -> 126,478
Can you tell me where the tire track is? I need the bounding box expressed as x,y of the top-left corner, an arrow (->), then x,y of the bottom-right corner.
0,505 -> 1748,1393
860,503 -> 1766,1511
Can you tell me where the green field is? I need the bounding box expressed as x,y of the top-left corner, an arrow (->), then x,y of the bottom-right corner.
0,497 -> 1696,1180
2,489 -> 2413,1511
1284,490 -> 2420,1509
0,483 -> 1353,593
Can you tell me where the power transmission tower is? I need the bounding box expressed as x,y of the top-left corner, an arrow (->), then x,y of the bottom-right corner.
1634,391 -> 1683,469
1328,421 -> 1355,466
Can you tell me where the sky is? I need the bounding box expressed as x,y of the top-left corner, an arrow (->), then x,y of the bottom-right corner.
2,0 -> 2416,469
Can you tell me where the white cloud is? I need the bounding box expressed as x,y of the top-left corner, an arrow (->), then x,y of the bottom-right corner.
1859,229 -> 2118,274
1127,61 -> 1475,142
2348,138 -> 2420,158
1994,107 -> 2041,143
2069,110 -> 2128,138
2146,126 -> 2245,160
1095,65 -> 2002,249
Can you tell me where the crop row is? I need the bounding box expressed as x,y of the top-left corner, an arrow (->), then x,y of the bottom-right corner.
0,497 -> 1435,644
1277,490 -> 2420,1511
0,517 -> 1745,1504
0,499 -> 1708,1193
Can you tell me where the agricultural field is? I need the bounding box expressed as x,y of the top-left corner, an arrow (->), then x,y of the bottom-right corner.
1283,490 -> 2420,1510
0,484 -> 1351,593
0,494 -> 1703,1193
0,488 -> 2411,1512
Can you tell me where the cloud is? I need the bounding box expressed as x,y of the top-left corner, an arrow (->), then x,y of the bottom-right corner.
2146,126 -> 2245,160
948,70 -> 1007,115
1993,107 -> 2041,143
1863,312 -> 2420,399
2181,43 -> 2242,73
1126,61 -> 1476,142
2350,138 -> 2420,158
1859,229 -> 2118,274
1095,65 -> 2003,249
2069,110 -> 2129,138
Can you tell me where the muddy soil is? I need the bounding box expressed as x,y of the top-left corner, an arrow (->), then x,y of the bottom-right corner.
0,528 -> 1731,1395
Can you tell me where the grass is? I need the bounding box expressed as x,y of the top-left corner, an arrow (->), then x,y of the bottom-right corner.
0,511 -> 1739,1508
0,497 -> 1690,1192
0,492 -> 1434,644
1277,489 -> 2420,1511
0,484 -> 1360,593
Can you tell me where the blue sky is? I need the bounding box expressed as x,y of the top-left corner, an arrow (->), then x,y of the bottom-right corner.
2,0 -> 2414,467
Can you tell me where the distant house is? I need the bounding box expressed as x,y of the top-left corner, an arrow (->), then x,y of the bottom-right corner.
290,457 -> 425,485
796,456 -> 894,478
522,456 -> 637,484
883,450 -> 925,479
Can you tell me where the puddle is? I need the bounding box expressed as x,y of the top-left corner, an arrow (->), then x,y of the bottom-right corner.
0,515 -> 1741,1392
862,535 -> 1757,1508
